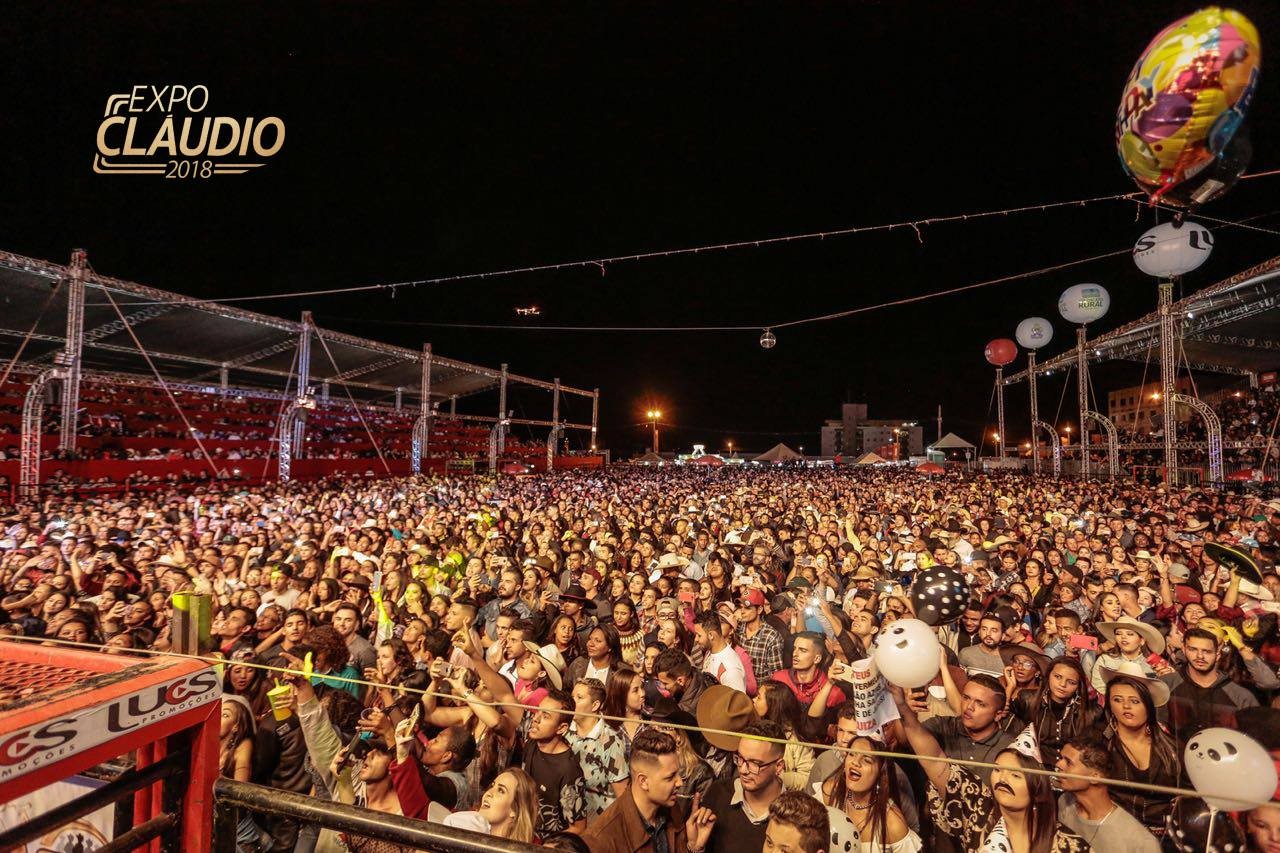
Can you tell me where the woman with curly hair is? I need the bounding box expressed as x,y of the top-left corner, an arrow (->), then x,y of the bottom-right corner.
1008,656 -> 1099,768
363,637 -> 415,710
306,625 -> 361,698
547,613 -> 583,663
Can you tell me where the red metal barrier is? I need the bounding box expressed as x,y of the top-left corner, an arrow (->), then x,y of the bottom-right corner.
0,641 -> 220,853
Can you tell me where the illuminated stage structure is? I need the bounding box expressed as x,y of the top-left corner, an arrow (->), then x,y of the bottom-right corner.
0,250 -> 601,493
1004,253 -> 1280,485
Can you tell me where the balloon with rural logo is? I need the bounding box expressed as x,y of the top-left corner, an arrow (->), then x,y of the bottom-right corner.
1115,6 -> 1261,208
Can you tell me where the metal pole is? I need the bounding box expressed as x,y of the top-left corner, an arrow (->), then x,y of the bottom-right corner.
996,368 -> 1006,461
293,312 -> 313,475
20,369 -> 56,496
591,388 -> 599,451
497,363 -> 508,455
1029,350 -> 1039,475
219,362 -> 229,392
59,249 -> 87,453
1159,279 -> 1178,484
450,395 -> 457,416
213,779 -> 538,853
394,387 -> 402,411
413,343 -> 432,474
936,404 -> 942,442
1077,326 -> 1089,479
549,378 -> 560,470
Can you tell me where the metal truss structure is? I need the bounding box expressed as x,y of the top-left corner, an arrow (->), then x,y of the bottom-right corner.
1032,420 -> 1061,478
1081,410 -> 1120,479
1001,254 -> 1280,484
0,250 -> 600,489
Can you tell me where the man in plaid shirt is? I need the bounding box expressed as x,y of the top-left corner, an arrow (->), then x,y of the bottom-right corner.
736,587 -> 784,680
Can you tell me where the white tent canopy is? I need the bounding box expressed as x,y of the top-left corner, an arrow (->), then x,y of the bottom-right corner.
754,443 -> 804,462
635,451 -> 666,464
929,432 -> 975,450
854,452 -> 886,465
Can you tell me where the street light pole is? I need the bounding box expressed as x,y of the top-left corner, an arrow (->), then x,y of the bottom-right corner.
646,410 -> 662,454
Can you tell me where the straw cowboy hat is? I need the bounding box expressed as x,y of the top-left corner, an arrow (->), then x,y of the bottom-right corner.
522,641 -> 566,690
1096,615 -> 1166,655
1099,659 -> 1170,706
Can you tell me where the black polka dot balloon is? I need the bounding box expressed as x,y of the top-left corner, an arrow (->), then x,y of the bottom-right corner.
909,566 -> 970,627
1165,796 -> 1246,853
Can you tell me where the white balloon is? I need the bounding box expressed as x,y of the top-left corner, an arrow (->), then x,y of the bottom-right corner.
1058,283 -> 1110,325
1015,317 -> 1054,351
873,618 -> 941,688
1184,727 -> 1278,811
1133,221 -> 1214,278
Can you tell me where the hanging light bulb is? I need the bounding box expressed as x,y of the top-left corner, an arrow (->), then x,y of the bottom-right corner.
760,328 -> 777,349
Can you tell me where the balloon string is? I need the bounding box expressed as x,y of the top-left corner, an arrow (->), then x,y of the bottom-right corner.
5,633 -> 1272,805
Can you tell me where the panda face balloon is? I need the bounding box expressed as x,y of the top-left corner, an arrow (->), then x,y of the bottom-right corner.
873,618 -> 941,688
1184,727 -> 1278,811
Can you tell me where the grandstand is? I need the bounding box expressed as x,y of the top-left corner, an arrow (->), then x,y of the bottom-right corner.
0,249 -> 602,495
1002,254 -> 1280,484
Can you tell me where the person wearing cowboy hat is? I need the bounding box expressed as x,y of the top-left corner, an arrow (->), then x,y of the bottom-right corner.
514,639 -> 566,702
1089,615 -> 1171,696
998,642 -> 1050,705
1098,659 -> 1179,833
1163,625 -> 1280,743
559,583 -> 598,640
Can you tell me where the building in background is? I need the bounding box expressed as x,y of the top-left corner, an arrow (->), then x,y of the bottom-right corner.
1107,378 -> 1194,434
819,403 -> 923,458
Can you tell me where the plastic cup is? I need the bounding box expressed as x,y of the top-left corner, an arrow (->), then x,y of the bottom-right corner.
267,683 -> 293,721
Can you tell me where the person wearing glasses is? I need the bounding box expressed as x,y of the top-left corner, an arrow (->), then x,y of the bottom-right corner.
696,720 -> 788,853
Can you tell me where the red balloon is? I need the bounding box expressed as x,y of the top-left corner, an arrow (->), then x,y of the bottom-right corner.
984,338 -> 1018,366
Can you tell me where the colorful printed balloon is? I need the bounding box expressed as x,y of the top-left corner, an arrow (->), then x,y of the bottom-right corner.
1116,7 -> 1261,207
984,338 -> 1018,366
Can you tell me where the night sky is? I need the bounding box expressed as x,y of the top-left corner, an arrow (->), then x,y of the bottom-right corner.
3,2 -> 1279,457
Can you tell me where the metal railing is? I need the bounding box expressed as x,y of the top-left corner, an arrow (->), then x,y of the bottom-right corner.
0,751 -> 187,853
212,778 -> 539,853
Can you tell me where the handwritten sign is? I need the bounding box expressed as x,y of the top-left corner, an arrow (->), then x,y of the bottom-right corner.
850,658 -> 900,740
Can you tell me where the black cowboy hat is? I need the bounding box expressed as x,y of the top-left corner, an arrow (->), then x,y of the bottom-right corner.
560,584 -> 597,611
1206,541 -> 1262,584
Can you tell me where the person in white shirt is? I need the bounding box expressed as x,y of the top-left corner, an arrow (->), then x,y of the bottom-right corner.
259,565 -> 301,612
694,610 -> 746,693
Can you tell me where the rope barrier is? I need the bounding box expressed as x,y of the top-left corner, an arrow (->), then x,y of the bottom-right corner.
4,633 -> 1271,804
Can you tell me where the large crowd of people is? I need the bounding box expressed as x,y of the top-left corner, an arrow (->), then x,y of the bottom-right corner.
3,465 -> 1280,852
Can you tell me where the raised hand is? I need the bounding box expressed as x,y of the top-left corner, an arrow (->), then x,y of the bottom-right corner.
684,792 -> 717,853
